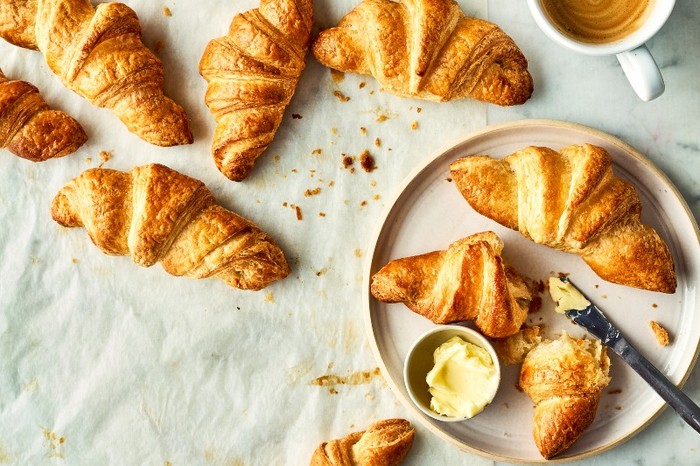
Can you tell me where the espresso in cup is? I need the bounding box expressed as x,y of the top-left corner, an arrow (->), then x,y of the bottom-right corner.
540,0 -> 654,44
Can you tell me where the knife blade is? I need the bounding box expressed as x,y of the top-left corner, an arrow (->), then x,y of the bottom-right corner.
555,277 -> 700,434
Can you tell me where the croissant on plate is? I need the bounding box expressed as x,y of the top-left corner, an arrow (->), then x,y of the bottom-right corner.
519,333 -> 611,459
370,231 -> 532,338
450,144 -> 677,293
312,0 -> 533,106
0,0 -> 192,146
51,164 -> 290,290
310,418 -> 415,466
199,0 -> 313,181
0,68 -> 86,161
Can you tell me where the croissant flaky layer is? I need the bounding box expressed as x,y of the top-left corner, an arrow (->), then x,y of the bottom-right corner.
312,0 -> 533,105
51,164 -> 290,290
199,0 -> 313,181
371,231 -> 532,338
519,333 -> 611,459
450,144 -> 677,293
0,0 -> 192,146
0,68 -> 86,161
310,419 -> 415,466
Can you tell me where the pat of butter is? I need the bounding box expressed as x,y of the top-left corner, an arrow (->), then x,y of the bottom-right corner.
548,277 -> 591,313
425,336 -> 498,418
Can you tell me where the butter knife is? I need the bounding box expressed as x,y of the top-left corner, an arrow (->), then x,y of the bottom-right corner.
558,277 -> 700,434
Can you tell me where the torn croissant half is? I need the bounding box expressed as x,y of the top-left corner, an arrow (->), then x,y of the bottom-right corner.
312,0 -> 533,105
310,418 -> 415,466
370,231 -> 532,338
0,68 -> 86,161
519,332 -> 611,459
51,164 -> 290,290
450,143 -> 677,293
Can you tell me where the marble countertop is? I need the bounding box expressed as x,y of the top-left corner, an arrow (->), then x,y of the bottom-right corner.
0,0 -> 697,465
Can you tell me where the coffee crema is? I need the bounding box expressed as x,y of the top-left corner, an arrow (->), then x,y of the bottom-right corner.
540,0 -> 654,44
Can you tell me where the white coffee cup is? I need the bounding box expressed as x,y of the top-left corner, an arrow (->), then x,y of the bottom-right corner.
527,0 -> 675,101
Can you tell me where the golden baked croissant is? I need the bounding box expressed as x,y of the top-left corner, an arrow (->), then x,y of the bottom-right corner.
370,231 -> 531,338
0,68 -> 86,161
310,419 -> 415,466
199,0 -> 313,181
0,0 -> 192,146
519,333 -> 611,459
51,164 -> 290,290
312,0 -> 533,105
450,144 -> 677,293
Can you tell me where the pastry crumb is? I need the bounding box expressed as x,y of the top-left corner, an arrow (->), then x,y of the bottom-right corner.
417,107 -> 423,113
154,40 -> 164,53
265,292 -> 274,303
608,388 -> 622,395
333,90 -> 350,102
98,150 -> 112,167
71,258 -> 78,264
331,127 -> 337,135
375,114 -> 388,123
304,187 -> 321,197
294,205 -> 303,221
328,180 -> 335,187
360,127 -> 367,135
274,155 -> 280,163
292,113 -> 302,119
360,200 -> 367,207
354,249 -> 363,258
311,148 -> 322,155
370,180 -> 377,187
359,81 -> 366,89
342,155 -> 354,170
359,150 -> 377,172
649,321 -> 671,346
319,212 -> 326,217
445,177 -> 452,182
652,303 -> 658,308
411,121 -> 419,130
330,69 -> 345,83
84,157 -> 92,163
282,201 -> 288,207
374,137 -> 381,147
372,194 -> 381,201
162,6 -> 172,16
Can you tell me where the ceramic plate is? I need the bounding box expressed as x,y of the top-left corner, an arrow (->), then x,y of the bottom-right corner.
362,120 -> 700,462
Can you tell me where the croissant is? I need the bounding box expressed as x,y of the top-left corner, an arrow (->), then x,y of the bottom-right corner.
0,0 -> 192,146
0,68 -> 86,161
310,419 -> 415,466
199,0 -> 313,181
51,164 -> 290,290
450,144 -> 677,293
370,231 -> 531,338
311,0 -> 533,106
519,333 -> 611,459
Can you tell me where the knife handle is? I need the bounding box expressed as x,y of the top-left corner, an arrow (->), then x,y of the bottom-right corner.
611,337 -> 700,434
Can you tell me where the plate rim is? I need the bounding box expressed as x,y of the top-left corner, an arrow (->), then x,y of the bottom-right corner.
362,118 -> 700,463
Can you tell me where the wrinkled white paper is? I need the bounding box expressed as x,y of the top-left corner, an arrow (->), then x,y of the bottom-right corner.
0,1 -> 487,464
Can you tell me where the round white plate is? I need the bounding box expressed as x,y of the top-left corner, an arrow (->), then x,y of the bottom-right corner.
362,120 -> 700,462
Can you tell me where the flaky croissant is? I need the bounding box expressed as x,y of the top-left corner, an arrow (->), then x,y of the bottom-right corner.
370,231 -> 531,338
310,419 -> 415,466
0,0 -> 192,146
51,164 -> 290,290
519,333 -> 611,459
450,144 -> 677,293
199,0 -> 313,181
312,0 -> 532,105
0,68 -> 86,161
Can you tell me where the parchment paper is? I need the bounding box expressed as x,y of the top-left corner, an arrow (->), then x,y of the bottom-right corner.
0,1 -> 487,464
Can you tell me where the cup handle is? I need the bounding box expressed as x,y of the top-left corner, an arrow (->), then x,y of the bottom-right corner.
616,45 -> 665,101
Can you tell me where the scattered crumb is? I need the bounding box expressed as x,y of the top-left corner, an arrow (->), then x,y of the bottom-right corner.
372,194 -> 381,201
330,69 -> 345,83
274,155 -> 280,163
265,293 -> 274,303
311,148 -> 322,155
360,127 -> 367,135
608,388 -> 622,395
319,212 -> 326,217
615,405 -> 622,411
316,267 -> 328,277
374,137 -> 381,147
652,303 -> 658,308
98,150 -> 112,167
375,114 -> 388,123
529,296 -> 542,314
42,429 -> 64,459
445,177 -> 452,182
370,180 -> 377,187
328,180 -> 335,187
417,107 -> 422,113
359,150 -> 377,172
595,284 -> 600,288
291,168 -> 298,173
354,249 -> 363,258
162,6 -> 172,16
331,127 -> 337,135
154,40 -> 164,53
292,113 -> 302,119
282,201 -> 288,207
295,205 -> 303,221
85,157 -> 92,163
71,258 -> 78,264
342,156 -> 354,169
304,187 -> 321,197
359,81 -> 366,89
601,294 -> 608,299
333,90 -> 350,102
329,388 -> 338,395
411,121 -> 419,130
360,200 -> 367,207
649,321 -> 671,346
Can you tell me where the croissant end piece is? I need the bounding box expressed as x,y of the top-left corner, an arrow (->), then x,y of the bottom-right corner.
310,418 -> 415,466
450,144 -> 677,293
370,231 -> 532,338
312,0 -> 533,105
51,164 -> 290,290
0,0 -> 192,146
0,68 -> 86,161
519,333 -> 611,459
199,0 -> 313,181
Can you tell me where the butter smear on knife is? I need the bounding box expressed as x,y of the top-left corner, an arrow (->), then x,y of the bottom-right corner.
549,277 -> 591,313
